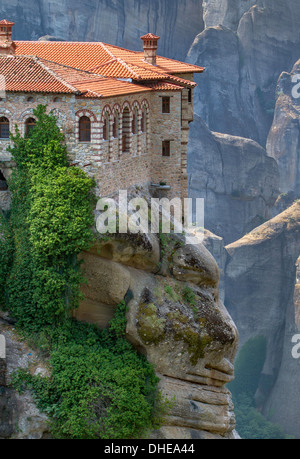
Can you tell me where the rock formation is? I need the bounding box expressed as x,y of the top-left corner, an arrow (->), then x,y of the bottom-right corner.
0,318 -> 50,439
0,0 -> 203,61
73,189 -> 240,439
224,201 -> 300,437
0,188 -> 239,439
267,60 -> 300,197
188,115 -> 279,245
187,0 -> 300,146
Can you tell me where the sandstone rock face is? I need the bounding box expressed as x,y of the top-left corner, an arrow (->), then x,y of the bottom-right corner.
75,196 -> 239,439
187,0 -> 300,146
203,230 -> 227,302
0,0 -> 203,61
188,115 -> 279,245
202,0 -> 255,30
225,202 -> 300,436
0,319 -> 50,439
267,60 -> 300,197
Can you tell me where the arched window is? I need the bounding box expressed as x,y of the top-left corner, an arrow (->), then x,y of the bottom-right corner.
27,96 -> 34,103
25,118 -> 36,137
132,108 -> 138,135
79,116 -> 91,142
103,114 -> 110,141
122,107 -> 130,153
0,117 -> 9,139
141,108 -> 146,133
113,112 -> 119,138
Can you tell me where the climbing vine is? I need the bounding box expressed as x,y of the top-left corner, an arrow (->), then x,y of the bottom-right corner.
0,105 -> 164,438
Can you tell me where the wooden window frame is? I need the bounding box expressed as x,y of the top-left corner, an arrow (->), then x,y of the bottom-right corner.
79,116 -> 91,142
25,118 -> 36,137
162,97 -> 170,114
0,117 -> 9,139
162,140 -> 171,157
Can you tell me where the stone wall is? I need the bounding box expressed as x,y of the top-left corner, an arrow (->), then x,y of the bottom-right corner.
0,84 -> 193,200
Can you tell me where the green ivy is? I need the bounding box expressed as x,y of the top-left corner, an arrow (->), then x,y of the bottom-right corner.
1,105 -> 95,330
12,302 -> 166,439
3,105 -> 164,439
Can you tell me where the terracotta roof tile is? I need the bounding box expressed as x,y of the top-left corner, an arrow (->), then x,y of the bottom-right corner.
38,58 -> 153,98
0,55 -> 77,93
14,41 -> 204,84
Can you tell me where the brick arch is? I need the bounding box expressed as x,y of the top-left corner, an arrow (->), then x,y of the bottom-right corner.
112,103 -> 121,115
100,105 -> 112,123
121,101 -> 132,113
19,109 -> 37,136
0,108 -> 13,137
75,109 -> 97,123
0,108 -> 13,119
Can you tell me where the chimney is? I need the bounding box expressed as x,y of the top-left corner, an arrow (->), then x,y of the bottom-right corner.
0,20 -> 15,55
141,33 -> 160,66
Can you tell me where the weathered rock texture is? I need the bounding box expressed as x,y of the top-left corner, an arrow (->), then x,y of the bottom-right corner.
187,0 -> 300,146
73,192 -> 240,439
225,202 -> 300,437
188,115 -> 279,245
267,60 -> 300,197
0,319 -> 50,439
0,0 -> 203,61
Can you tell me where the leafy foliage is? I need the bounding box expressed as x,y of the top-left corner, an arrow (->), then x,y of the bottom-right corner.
2,105 -> 164,439
13,302 -> 167,439
0,105 -> 95,330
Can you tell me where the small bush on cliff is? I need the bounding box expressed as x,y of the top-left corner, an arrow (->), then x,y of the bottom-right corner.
13,301 -> 166,439
3,105 -> 163,439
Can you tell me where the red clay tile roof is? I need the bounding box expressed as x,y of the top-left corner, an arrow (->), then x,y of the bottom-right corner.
14,41 -> 204,83
0,19 -> 14,25
38,58 -> 154,98
0,55 -> 78,93
0,55 -> 155,98
140,33 -> 160,40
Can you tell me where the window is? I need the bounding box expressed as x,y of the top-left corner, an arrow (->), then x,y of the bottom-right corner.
188,88 -> 192,103
53,97 -> 61,103
0,117 -> 9,139
79,116 -> 91,142
27,96 -> 34,103
102,113 -> 110,141
141,110 -> 145,133
162,140 -> 170,157
113,114 -> 119,138
122,107 -> 130,153
25,118 -> 36,137
162,97 -> 170,114
132,108 -> 138,134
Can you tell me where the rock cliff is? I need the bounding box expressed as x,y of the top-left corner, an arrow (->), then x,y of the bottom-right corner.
0,0 -> 203,61
0,188 -> 239,439
187,0 -> 300,146
267,60 -> 300,197
224,201 -> 300,436
188,115 -> 279,245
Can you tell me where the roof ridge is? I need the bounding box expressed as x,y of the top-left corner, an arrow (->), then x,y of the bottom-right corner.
34,57 -> 80,94
99,43 -> 141,80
